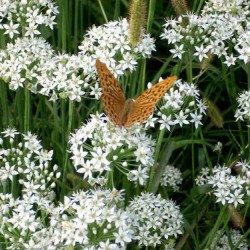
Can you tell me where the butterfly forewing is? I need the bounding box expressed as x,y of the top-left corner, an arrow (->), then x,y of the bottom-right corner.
96,60 -> 126,126
124,76 -> 177,127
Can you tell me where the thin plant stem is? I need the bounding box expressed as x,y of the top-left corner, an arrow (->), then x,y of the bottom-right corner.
205,205 -> 230,248
154,128 -> 165,162
247,62 -> 250,157
147,0 -> 156,33
98,0 -> 108,23
176,196 -> 210,250
0,81 -> 9,129
148,141 -> 176,193
24,87 -> 30,133
61,101 -> 74,198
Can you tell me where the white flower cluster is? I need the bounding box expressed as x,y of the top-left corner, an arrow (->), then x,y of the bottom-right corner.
196,160 -> 250,207
0,0 -> 58,39
211,229 -> 249,250
0,189 -> 133,249
0,18 -> 155,102
161,0 -> 250,65
69,114 -> 155,186
160,165 -> 182,191
155,80 -> 207,130
0,187 -> 184,249
234,89 -> 250,122
0,128 -> 59,198
79,18 -> 156,78
50,189 -> 134,249
0,193 -> 53,249
127,192 -> 183,248
0,37 -> 54,91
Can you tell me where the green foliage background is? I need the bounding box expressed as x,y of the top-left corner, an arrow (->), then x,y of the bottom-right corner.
0,0 -> 249,249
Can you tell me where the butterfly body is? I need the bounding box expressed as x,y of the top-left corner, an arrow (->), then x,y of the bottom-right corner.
120,99 -> 135,126
96,59 -> 177,128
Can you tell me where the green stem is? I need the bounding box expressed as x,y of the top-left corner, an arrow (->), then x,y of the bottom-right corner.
154,128 -> 165,162
147,128 -> 166,192
61,101 -> 74,199
24,87 -> 30,133
147,0 -> 156,32
0,80 -> 9,129
199,129 -> 213,169
60,0 -> 67,51
148,141 -> 176,193
176,196 -> 210,250
114,0 -> 121,19
205,206 -> 229,248
139,59 -> 147,94
187,52 -> 193,82
73,0 -> 79,53
247,63 -> 250,157
98,0 -> 108,22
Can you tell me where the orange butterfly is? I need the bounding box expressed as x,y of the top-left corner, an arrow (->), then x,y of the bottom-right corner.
96,59 -> 177,127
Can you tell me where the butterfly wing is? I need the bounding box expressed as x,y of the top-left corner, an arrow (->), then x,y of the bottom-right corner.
96,60 -> 126,126
124,76 -> 177,127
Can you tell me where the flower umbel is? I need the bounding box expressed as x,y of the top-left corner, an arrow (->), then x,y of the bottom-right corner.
69,114 -> 155,186
161,0 -> 250,64
196,161 -> 250,207
127,192 -> 183,248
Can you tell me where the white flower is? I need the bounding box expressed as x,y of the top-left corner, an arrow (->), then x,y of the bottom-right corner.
158,114 -> 172,131
128,165 -> 148,186
90,147 -> 110,172
1,127 -> 19,138
235,89 -> 250,121
223,54 -> 237,66
190,111 -> 203,128
0,162 -> 18,181
214,188 -> 230,205
170,44 -> 185,59
174,110 -> 189,126
213,141 -> 222,152
2,21 -> 19,39
227,189 -> 244,207
194,44 -> 209,61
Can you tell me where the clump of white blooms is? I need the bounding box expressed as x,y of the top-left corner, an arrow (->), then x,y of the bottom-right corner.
154,79 -> 207,130
0,18 -> 155,102
78,18 -> 155,77
160,165 -> 182,191
0,128 -> 59,198
0,0 -> 58,39
161,0 -> 250,65
0,193 -> 56,249
234,90 -> 250,122
49,189 -> 134,249
196,160 -> 250,207
210,229 -> 249,250
0,37 -> 54,91
127,192 -> 183,248
69,113 -> 155,186
0,188 -> 135,249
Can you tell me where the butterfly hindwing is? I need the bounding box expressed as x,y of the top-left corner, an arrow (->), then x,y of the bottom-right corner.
124,76 -> 177,127
96,60 -> 126,126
